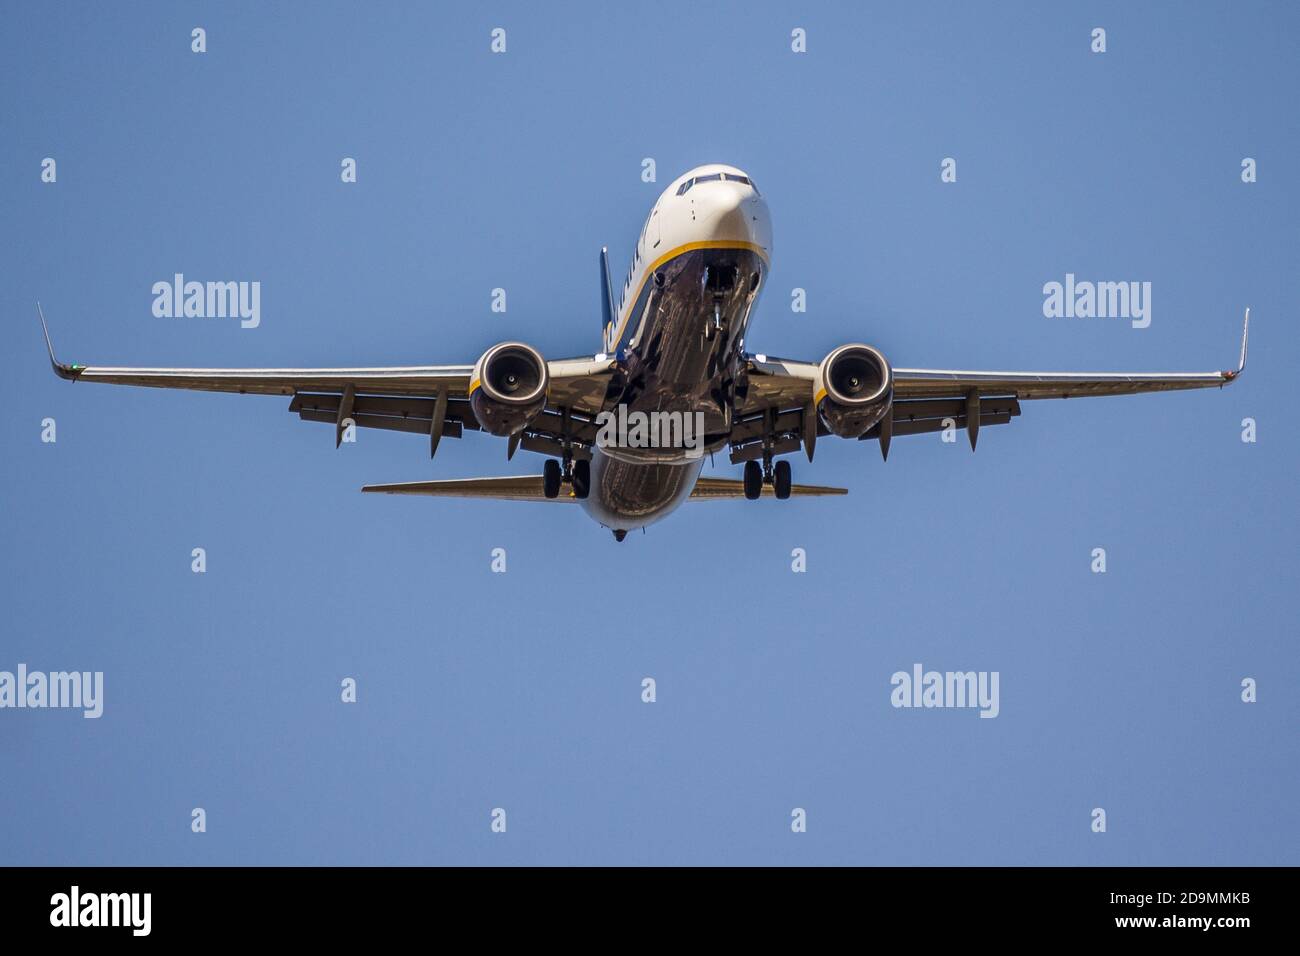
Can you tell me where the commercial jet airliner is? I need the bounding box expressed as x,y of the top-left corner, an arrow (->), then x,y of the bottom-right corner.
40,164 -> 1248,540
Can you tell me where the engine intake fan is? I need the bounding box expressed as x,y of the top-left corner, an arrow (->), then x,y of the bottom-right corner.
817,343 -> 893,439
470,342 -> 549,437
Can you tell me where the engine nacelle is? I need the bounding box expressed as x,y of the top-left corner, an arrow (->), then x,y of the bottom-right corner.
816,344 -> 893,439
470,342 -> 549,437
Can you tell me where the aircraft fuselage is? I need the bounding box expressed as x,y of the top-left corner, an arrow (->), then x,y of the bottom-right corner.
581,164 -> 772,534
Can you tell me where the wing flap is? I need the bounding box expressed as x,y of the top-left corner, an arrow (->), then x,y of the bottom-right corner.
888,397 -> 1020,422
862,410 -> 1015,440
288,393 -> 610,449
290,392 -> 476,438
297,408 -> 466,438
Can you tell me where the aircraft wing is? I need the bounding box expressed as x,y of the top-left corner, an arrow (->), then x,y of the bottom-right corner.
39,306 -> 616,454
736,310 -> 1248,455
362,475 -> 847,501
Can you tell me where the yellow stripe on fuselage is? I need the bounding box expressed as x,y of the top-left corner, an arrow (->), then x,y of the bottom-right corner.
607,239 -> 770,350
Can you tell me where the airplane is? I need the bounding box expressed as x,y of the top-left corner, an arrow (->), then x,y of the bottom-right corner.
39,163 -> 1248,541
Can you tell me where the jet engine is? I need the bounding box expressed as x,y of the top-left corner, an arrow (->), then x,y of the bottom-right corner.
816,344 -> 893,438
469,342 -> 549,437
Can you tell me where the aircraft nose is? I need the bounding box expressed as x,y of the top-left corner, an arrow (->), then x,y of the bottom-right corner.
699,183 -> 764,244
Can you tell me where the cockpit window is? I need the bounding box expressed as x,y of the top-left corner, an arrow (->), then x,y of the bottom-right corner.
678,172 -> 759,195
722,173 -> 757,192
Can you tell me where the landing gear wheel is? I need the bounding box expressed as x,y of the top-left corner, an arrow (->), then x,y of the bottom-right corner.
743,460 -> 763,500
773,460 -> 792,500
571,458 -> 591,500
543,459 -> 562,499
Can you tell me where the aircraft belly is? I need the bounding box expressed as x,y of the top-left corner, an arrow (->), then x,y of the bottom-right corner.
579,449 -> 704,531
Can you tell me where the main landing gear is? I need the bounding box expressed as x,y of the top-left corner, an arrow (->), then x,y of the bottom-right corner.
543,456 -> 590,500
742,457 -> 792,500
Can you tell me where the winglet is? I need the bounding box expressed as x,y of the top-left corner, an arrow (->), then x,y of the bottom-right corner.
37,303 -> 82,380
1238,308 -> 1250,375
1224,307 -> 1249,381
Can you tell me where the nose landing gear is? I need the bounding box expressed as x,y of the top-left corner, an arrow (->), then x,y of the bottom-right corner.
704,296 -> 729,343
702,263 -> 738,342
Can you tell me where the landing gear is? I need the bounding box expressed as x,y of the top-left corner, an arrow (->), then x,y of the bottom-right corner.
543,459 -> 562,499
571,458 -> 591,500
547,455 -> 590,500
705,300 -> 724,342
548,406 -> 589,500
703,264 -> 736,343
740,406 -> 798,501
773,460 -> 792,500
742,457 -> 793,500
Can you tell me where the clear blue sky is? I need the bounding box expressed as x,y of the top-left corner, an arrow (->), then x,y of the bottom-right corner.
2,1 -> 1295,865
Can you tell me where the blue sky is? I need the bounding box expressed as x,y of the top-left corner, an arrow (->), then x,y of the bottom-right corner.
1,1 -> 1296,865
